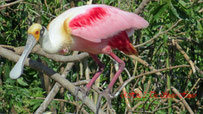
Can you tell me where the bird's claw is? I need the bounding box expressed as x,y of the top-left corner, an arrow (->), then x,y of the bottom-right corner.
74,86 -> 90,102
96,88 -> 113,114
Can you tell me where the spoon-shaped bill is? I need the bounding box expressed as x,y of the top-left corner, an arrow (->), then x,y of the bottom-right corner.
10,34 -> 37,79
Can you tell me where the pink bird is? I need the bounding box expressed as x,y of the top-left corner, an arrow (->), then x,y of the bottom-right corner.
10,4 -> 148,111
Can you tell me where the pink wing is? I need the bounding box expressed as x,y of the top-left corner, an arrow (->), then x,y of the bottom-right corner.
69,5 -> 149,43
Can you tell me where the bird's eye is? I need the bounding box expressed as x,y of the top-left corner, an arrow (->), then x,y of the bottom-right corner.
35,31 -> 39,35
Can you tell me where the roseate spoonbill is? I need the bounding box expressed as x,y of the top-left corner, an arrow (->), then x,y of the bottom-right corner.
10,4 -> 148,111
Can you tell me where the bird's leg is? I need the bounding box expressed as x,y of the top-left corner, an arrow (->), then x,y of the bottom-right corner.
74,54 -> 104,101
96,52 -> 125,112
86,54 -> 105,92
107,52 -> 125,90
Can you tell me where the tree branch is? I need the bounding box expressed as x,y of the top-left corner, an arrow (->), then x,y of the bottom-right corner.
0,45 -> 89,62
0,47 -> 105,114
134,19 -> 182,48
171,87 -> 194,114
35,52 -> 78,114
135,0 -> 151,14
174,41 -> 196,73
0,0 -> 23,10
113,65 -> 190,97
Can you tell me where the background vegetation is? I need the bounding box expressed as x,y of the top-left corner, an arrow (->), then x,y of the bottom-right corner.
0,0 -> 202,113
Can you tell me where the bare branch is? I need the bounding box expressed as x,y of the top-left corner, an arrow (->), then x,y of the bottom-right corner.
35,52 -> 78,114
195,66 -> 203,75
114,65 -> 190,97
171,87 -> 194,114
0,0 -> 23,10
135,0 -> 151,14
0,47 -> 105,114
134,19 -> 182,48
0,45 -> 89,62
31,97 -> 88,114
174,41 -> 196,73
128,55 -> 162,76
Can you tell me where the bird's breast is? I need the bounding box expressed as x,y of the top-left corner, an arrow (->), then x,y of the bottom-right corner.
70,36 -> 109,54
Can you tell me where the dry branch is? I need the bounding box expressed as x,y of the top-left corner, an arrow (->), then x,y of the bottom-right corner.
0,45 -> 89,62
171,87 -> 194,114
0,47 -> 105,114
35,52 -> 78,114
114,65 -> 190,97
31,97 -> 88,114
0,0 -> 23,10
174,41 -> 196,73
135,0 -> 151,14
128,55 -> 162,76
134,19 -> 182,48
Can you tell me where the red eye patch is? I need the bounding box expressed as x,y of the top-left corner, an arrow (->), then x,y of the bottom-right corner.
35,31 -> 39,34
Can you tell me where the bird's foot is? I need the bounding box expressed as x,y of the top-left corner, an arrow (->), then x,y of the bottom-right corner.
96,88 -> 113,114
74,86 -> 90,102
59,48 -> 69,55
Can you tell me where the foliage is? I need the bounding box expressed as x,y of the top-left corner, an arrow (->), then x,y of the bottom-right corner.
0,0 -> 202,113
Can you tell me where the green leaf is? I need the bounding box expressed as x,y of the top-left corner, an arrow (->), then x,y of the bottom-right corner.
169,3 -> 181,19
152,4 -> 169,21
4,63 -> 10,78
178,0 -> 187,8
173,5 -> 190,19
197,20 -> 203,31
17,78 -> 28,86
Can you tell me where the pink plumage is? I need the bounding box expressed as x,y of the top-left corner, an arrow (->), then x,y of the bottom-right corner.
9,4 -> 149,112
66,4 -> 149,56
69,5 -> 149,43
32,4 -> 149,111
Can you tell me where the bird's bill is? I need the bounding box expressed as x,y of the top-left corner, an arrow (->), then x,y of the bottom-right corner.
10,34 -> 37,79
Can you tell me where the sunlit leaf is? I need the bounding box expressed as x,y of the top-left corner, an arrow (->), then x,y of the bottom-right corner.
169,3 -> 181,19
152,4 -> 169,21
17,78 -> 28,86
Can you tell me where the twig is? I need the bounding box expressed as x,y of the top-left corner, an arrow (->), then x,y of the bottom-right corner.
35,52 -> 78,114
174,41 -> 196,73
199,8 -> 203,13
195,66 -> 203,75
134,19 -> 182,48
182,78 -> 200,101
31,97 -> 88,114
152,99 -> 167,113
115,63 -> 132,110
124,68 -> 132,78
171,87 -> 194,114
173,98 -> 185,111
128,55 -> 162,76
131,101 -> 145,111
146,98 -> 158,111
134,26 -> 163,48
114,65 -> 190,97
135,0 -> 151,14
0,0 -> 23,10
0,47 -> 105,114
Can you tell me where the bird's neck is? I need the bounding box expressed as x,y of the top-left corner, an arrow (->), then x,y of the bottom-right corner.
40,29 -> 58,54
41,28 -> 72,54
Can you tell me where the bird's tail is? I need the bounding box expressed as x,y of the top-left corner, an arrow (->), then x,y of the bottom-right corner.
121,43 -> 138,56
108,31 -> 138,56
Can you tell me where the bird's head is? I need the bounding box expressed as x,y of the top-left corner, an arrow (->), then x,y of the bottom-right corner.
9,23 -> 47,79
27,23 -> 45,41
